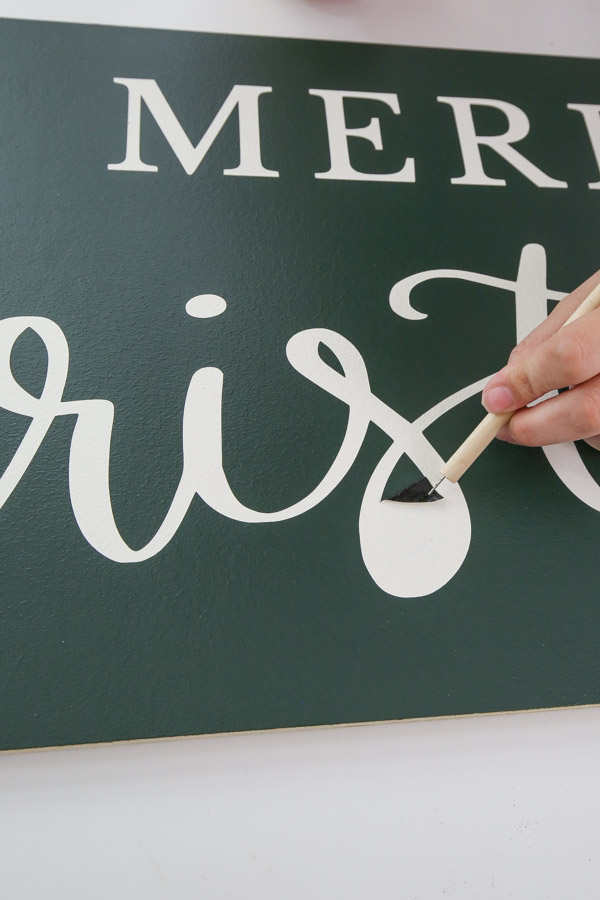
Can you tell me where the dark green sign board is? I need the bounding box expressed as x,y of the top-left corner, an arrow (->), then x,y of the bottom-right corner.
1,18 -> 600,750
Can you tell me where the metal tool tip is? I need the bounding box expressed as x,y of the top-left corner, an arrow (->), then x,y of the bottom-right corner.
386,476 -> 444,503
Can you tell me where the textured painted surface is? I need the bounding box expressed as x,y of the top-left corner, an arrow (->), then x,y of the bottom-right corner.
0,18 -> 599,750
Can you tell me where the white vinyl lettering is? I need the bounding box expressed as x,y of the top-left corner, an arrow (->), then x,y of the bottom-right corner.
2,248 -> 599,598
309,89 -> 416,182
437,96 -> 568,188
107,78 -> 279,177
567,104 -> 600,189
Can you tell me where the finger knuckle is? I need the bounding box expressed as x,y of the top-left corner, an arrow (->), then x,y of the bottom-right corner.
576,392 -> 600,434
509,414 -> 538,447
552,331 -> 591,385
509,344 -> 525,363
511,364 -> 539,404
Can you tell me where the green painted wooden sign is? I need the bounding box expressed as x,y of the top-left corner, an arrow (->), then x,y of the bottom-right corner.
1,18 -> 600,750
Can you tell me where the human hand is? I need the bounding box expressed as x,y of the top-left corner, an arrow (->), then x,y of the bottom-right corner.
481,269 -> 600,450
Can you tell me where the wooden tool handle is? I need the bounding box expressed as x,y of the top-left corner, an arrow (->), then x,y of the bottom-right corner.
440,410 -> 512,483
440,277 -> 600,484
563,278 -> 600,326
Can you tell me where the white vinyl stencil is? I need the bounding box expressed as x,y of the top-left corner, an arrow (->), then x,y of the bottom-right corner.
1,4 -> 600,900
3,245 -> 598,599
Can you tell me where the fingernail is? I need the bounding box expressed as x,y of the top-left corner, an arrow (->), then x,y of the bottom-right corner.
483,365 -> 509,392
482,385 -> 514,414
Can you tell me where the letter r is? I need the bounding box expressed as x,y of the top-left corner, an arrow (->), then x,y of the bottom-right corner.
438,96 -> 567,188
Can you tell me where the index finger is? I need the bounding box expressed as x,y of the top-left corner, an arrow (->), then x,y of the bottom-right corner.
482,271 -> 600,413
509,268 -> 600,363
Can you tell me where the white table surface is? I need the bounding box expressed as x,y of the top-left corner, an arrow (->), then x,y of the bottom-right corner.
1,3 -> 600,898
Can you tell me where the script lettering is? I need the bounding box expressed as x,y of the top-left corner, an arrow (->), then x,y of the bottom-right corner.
1,246 -> 598,597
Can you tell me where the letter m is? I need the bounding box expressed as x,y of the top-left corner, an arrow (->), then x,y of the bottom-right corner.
107,78 -> 278,177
